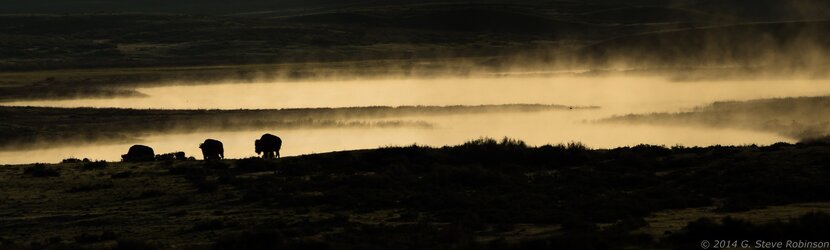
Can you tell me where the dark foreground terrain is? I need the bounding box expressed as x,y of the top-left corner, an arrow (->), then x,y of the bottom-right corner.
1,138 -> 829,249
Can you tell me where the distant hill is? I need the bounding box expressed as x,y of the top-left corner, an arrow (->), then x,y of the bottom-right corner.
579,19 -> 830,67
1,0 -> 829,70
603,95 -> 830,140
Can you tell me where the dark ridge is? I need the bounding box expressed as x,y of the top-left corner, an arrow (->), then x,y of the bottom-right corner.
579,20 -> 830,67
602,95 -> 830,139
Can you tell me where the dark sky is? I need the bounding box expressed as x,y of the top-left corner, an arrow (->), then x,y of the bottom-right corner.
0,0 -> 348,14
0,0 -> 452,14
3,0 -> 829,21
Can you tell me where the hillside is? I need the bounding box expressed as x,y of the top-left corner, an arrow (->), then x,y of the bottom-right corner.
2,1 -> 830,71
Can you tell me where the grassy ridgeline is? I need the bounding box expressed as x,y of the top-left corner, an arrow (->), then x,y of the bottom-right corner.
2,138 -> 829,249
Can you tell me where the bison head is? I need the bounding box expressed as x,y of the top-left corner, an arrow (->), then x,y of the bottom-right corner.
255,139 -> 262,155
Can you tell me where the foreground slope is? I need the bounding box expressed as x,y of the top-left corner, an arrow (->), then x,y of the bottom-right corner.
1,138 -> 829,249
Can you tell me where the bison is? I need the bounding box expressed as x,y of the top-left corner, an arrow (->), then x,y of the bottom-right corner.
199,139 -> 224,160
255,133 -> 282,159
122,145 -> 155,162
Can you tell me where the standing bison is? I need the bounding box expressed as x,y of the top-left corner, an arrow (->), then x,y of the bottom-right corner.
199,139 -> 224,160
122,145 -> 155,162
255,133 -> 282,159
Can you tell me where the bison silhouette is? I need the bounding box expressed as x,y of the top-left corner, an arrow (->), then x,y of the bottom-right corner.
199,139 -> 224,160
122,145 -> 155,162
255,133 -> 282,159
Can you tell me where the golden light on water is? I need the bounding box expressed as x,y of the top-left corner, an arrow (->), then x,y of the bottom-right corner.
3,74 -> 822,164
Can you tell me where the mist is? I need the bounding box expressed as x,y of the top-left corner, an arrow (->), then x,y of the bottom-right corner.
0,111 -> 788,165
4,0 -> 830,165
6,76 -> 830,111
2,74 -> 824,164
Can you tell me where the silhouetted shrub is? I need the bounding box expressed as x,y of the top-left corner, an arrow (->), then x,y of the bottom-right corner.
61,158 -> 82,163
762,142 -> 793,151
81,160 -> 107,170
565,141 -> 590,151
23,164 -> 59,177
463,137 -> 496,146
463,137 -> 528,148
630,144 -> 673,157
155,151 -> 186,161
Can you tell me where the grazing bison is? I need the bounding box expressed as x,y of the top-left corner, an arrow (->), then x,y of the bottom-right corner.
122,145 -> 155,162
199,139 -> 224,160
255,133 -> 282,159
